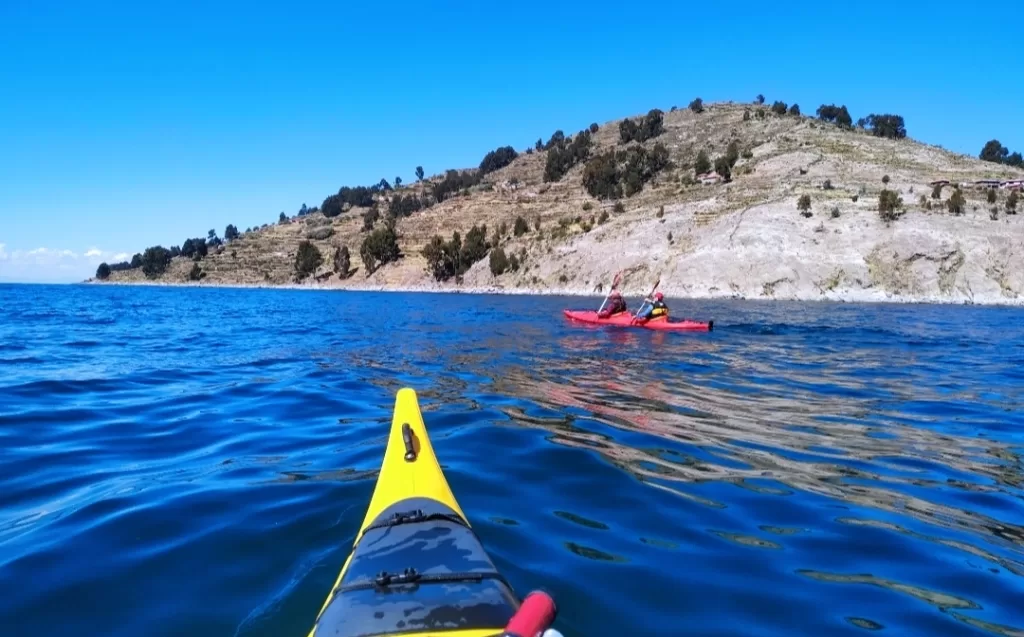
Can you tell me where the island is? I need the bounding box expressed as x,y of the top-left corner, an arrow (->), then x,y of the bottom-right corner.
91,98 -> 1024,305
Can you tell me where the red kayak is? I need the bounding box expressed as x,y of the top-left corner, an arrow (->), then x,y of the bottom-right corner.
563,309 -> 713,332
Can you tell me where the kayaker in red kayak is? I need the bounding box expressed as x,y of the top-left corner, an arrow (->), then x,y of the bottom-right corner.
597,290 -> 629,318
635,292 -> 669,323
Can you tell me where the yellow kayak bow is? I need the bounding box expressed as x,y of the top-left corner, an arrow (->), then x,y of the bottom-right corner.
308,388 -> 520,637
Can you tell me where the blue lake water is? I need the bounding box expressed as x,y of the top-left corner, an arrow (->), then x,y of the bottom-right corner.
1,283 -> 1023,636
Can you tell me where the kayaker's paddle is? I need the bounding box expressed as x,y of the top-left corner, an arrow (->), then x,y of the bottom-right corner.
596,270 -> 623,313
502,590 -> 559,637
631,276 -> 661,324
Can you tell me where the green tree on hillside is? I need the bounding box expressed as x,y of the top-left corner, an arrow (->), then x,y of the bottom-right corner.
279,211 -> 288,223
816,104 -> 853,128
837,106 -> 853,128
878,190 -> 904,221
337,185 -> 375,207
96,263 -> 111,280
421,225 -> 491,281
360,222 -> 401,275
479,146 -> 518,174
544,130 -> 593,182
582,144 -> 669,199
689,98 -> 704,114
294,241 -> 323,280
415,166 -> 424,181
980,139 -> 1008,163
489,247 -> 510,276
725,140 -> 740,168
395,176 -> 402,188
544,130 -> 565,150
388,194 -> 424,218
514,216 -> 529,236
460,224 -> 489,267
582,151 -> 620,199
714,156 -> 732,182
947,189 -> 966,215
694,150 -> 711,176
321,194 -> 344,218
771,101 -> 788,115
977,140 -> 1023,166
865,114 -> 907,140
797,194 -> 812,213
788,103 -> 801,116
334,245 -> 352,279
422,233 -> 461,281
362,206 -> 380,231
436,170 -> 479,202
224,224 -> 239,242
141,246 -> 172,277
618,118 -> 639,144
181,237 -> 208,260
642,110 -> 664,140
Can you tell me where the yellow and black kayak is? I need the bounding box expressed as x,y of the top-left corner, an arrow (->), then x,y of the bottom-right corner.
307,388 -> 555,637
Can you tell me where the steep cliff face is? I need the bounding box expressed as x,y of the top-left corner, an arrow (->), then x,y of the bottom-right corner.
100,102 -> 1024,304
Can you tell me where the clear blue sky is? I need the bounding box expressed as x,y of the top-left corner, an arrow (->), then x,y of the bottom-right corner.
2,0 -> 1022,282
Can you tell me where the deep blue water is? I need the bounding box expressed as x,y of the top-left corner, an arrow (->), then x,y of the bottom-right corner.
1,284 -> 1023,637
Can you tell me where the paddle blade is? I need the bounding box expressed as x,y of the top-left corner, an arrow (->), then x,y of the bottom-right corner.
646,277 -> 661,300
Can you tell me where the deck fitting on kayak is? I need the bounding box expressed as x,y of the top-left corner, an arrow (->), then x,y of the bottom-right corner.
338,568 -> 506,594
362,508 -> 470,534
401,422 -> 416,461
378,509 -> 427,529
375,568 -> 420,587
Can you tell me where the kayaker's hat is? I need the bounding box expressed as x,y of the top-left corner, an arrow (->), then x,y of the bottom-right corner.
654,292 -> 664,301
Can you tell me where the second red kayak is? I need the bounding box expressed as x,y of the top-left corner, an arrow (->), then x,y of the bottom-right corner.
563,309 -> 713,332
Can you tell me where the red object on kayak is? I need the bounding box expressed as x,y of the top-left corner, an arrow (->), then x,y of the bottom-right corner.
502,590 -> 557,637
563,309 -> 713,332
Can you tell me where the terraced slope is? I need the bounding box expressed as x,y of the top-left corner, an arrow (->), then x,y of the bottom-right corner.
100,102 -> 1024,303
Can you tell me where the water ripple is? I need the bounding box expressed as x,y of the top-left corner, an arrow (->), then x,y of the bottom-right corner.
0,285 -> 1022,636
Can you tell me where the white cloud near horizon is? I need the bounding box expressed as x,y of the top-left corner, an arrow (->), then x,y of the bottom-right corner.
0,244 -> 132,283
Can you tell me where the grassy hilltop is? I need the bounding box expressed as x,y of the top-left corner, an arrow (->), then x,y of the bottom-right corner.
95,97 -> 1024,303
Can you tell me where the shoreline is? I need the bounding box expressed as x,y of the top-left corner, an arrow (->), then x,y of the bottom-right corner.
81,278 -> 1024,307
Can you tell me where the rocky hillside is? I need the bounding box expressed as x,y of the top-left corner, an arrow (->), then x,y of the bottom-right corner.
95,101 -> 1024,304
